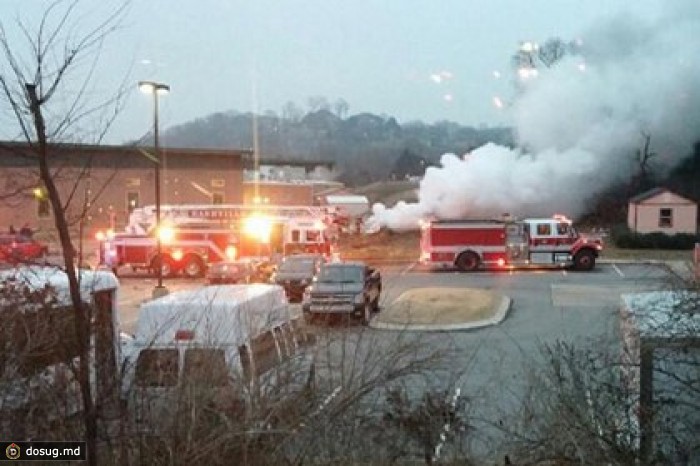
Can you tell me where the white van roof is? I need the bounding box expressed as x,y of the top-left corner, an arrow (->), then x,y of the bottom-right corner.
134,284 -> 290,345
0,266 -> 119,306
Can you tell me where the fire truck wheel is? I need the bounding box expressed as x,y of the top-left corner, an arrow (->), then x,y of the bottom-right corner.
573,250 -> 595,271
456,251 -> 480,272
182,254 -> 206,278
151,255 -> 176,278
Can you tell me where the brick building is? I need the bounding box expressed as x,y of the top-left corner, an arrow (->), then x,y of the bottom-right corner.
242,180 -> 345,206
0,142 -> 251,236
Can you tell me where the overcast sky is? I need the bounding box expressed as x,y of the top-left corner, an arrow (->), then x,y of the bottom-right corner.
1,0 -> 665,144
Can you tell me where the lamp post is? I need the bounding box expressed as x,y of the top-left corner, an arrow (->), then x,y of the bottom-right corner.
138,80 -> 170,298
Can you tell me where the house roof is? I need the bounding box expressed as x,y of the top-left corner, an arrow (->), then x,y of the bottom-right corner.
629,187 -> 695,205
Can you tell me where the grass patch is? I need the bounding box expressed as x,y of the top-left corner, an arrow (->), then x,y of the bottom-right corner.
602,245 -> 694,261
338,230 -> 419,261
378,288 -> 498,325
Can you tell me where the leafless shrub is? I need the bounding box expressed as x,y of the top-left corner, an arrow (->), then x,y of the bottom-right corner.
106,302 -> 474,466
381,385 -> 472,465
496,328 -> 699,465
501,341 -> 641,465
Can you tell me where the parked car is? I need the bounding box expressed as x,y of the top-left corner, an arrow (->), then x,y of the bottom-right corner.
301,261 -> 381,325
206,260 -> 257,284
0,234 -> 49,263
270,254 -> 326,302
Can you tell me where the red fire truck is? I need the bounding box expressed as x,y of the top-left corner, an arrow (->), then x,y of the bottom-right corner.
419,215 -> 603,271
97,204 -> 332,278
99,224 -> 237,278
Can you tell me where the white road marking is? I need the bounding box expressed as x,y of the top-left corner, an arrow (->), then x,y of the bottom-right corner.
401,261 -> 418,275
612,264 -> 625,277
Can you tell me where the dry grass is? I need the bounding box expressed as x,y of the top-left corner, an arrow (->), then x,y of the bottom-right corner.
378,288 -> 498,325
602,244 -> 694,262
338,230 -> 420,261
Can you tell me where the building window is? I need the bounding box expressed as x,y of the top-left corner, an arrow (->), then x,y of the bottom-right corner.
37,198 -> 50,218
659,208 -> 673,228
212,192 -> 224,205
127,192 -> 140,213
211,178 -> 225,188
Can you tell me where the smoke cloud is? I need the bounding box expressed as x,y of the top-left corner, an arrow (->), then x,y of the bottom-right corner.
368,2 -> 700,231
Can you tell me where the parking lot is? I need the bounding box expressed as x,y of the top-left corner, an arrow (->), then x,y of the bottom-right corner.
118,261 -> 677,340
114,261 -> 678,455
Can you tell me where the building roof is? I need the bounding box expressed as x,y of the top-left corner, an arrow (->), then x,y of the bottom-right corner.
629,187 -> 668,204
0,141 -> 251,167
629,187 -> 695,205
1,140 -> 250,155
325,195 -> 370,204
257,157 -> 335,169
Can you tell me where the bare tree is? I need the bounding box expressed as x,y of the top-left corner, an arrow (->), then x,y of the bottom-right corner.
0,1 -> 129,464
333,98 -> 349,119
307,95 -> 330,113
634,131 -> 658,190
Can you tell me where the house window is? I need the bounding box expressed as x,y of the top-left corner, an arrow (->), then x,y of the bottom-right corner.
212,192 -> 224,205
37,198 -> 50,218
659,208 -> 673,228
126,192 -> 140,213
211,178 -> 225,188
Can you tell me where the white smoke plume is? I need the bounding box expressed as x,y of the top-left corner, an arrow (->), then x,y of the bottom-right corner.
369,2 -> 700,231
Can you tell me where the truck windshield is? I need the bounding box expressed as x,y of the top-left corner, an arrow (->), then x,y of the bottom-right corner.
318,266 -> 362,283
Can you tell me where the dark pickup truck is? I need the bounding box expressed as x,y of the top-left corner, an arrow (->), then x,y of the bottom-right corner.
301,261 -> 381,325
269,254 -> 325,302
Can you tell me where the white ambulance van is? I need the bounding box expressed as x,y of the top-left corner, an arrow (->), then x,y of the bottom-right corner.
121,283 -> 315,431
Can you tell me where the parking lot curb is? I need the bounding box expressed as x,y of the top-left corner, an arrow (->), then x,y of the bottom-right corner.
370,295 -> 512,332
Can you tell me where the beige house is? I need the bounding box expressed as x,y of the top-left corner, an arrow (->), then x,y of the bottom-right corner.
627,187 -> 698,235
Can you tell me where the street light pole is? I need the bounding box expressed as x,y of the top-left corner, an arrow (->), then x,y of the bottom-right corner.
139,80 -> 170,298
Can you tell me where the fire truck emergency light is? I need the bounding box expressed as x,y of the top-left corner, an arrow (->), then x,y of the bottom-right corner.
95,229 -> 115,242
171,249 -> 184,261
158,225 -> 175,243
243,214 -> 272,244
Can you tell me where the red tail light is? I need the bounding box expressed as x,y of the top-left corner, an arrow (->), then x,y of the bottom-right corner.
175,329 -> 195,341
